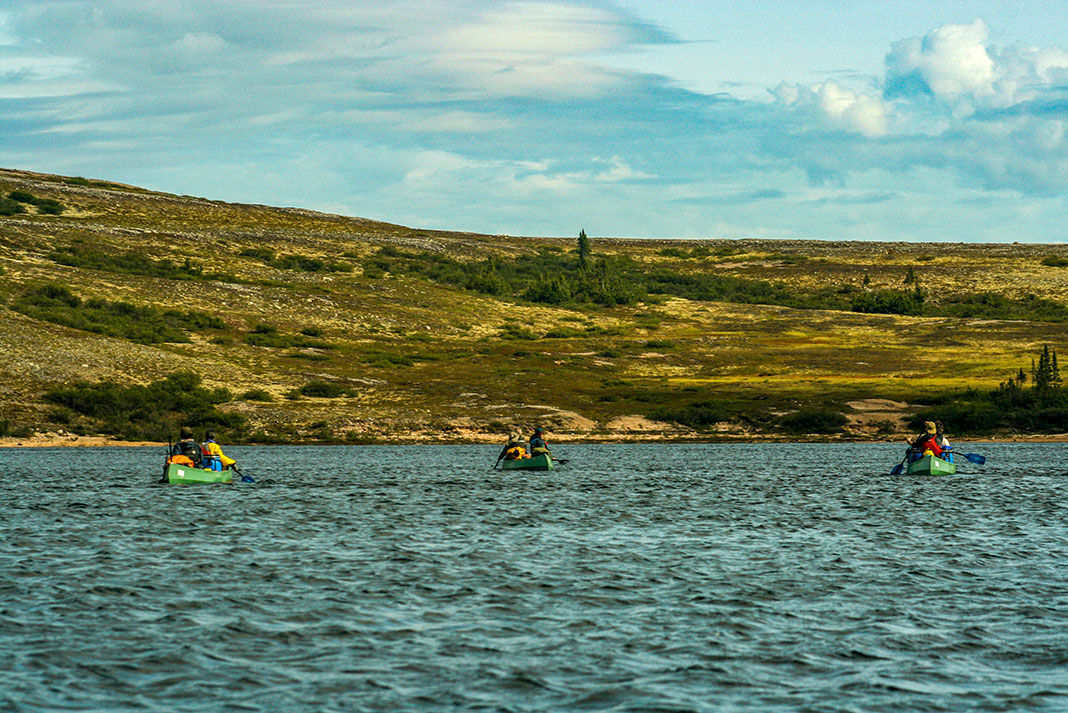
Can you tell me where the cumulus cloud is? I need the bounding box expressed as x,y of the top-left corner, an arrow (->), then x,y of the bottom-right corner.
886,19 -> 1068,114
772,79 -> 889,136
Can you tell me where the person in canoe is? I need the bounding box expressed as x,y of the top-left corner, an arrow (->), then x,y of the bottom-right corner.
497,432 -> 529,464
934,420 -> 953,463
201,430 -> 237,472
908,421 -> 944,460
170,426 -> 204,466
161,426 -> 204,481
528,427 -> 550,457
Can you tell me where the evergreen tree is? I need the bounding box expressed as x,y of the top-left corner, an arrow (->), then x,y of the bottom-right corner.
903,266 -> 918,285
577,229 -> 590,268
1035,344 -> 1061,393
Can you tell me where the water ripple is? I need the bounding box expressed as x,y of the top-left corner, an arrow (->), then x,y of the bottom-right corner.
1,443 -> 1067,711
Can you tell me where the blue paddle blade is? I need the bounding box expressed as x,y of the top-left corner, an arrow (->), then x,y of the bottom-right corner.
241,474 -> 255,482
890,463 -> 904,475
963,453 -> 986,465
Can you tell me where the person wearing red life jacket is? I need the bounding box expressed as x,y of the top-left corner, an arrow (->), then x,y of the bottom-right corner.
908,421 -> 944,459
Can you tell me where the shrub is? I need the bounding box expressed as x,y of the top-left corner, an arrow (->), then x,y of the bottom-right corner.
850,289 -> 924,316
0,198 -> 26,216
240,247 -> 275,261
244,325 -> 330,348
936,292 -> 1068,322
241,389 -> 274,402
542,327 -> 584,338
36,199 -> 65,215
7,191 -> 65,214
48,244 -> 233,282
299,381 -> 347,398
650,401 -> 726,429
269,254 -> 350,272
12,283 -> 226,344
1041,256 -> 1068,267
8,190 -> 36,204
779,409 -> 848,434
43,371 -> 244,441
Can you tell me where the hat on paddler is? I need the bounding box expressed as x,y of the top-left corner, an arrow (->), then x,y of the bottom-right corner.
924,421 -> 936,435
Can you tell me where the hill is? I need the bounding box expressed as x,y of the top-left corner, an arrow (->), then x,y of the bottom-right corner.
1,167 -> 1066,445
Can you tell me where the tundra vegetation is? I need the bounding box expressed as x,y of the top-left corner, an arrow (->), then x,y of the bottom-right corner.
0,167 -> 1066,444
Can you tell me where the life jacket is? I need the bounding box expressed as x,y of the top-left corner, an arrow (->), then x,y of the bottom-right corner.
915,435 -> 943,457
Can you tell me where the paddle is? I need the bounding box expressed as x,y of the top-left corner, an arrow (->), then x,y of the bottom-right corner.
230,464 -> 254,483
962,453 -> 986,465
160,438 -> 172,483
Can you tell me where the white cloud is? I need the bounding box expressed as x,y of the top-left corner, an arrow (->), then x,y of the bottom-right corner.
887,20 -> 995,106
886,19 -> 1068,113
437,2 -> 631,56
772,79 -> 889,137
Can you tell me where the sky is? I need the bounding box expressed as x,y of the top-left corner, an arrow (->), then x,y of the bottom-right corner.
3,1 -> 1068,242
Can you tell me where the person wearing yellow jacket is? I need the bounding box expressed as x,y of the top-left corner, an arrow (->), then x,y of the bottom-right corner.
201,430 -> 237,472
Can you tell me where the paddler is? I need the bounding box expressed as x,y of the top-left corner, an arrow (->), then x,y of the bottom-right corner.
170,426 -> 204,466
907,421 -> 944,459
497,432 -> 528,463
201,430 -> 237,472
528,427 -> 550,457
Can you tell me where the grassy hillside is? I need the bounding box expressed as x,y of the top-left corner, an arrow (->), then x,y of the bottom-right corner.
1,167 -> 1066,444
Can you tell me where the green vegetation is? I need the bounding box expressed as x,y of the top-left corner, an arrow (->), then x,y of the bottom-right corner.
43,371 -> 243,441
1041,256 -> 1068,267
48,243 -> 236,282
779,409 -> 848,434
241,389 -> 274,402
299,381 -> 348,398
269,254 -> 352,272
367,243 -> 1068,322
7,190 -> 65,215
12,283 -> 227,344
240,247 -> 351,273
937,292 -> 1068,321
851,288 -> 925,316
244,324 -> 331,349
650,400 -> 727,429
0,197 -> 26,216
914,346 -> 1067,433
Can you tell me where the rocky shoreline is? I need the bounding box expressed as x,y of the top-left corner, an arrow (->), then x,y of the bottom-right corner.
3,432 -> 1066,448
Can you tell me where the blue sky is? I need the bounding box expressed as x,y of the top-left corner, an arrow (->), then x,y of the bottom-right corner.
3,1 -> 1068,242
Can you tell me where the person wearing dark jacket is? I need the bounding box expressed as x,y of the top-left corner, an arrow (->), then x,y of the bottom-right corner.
170,426 -> 204,466
528,427 -> 550,456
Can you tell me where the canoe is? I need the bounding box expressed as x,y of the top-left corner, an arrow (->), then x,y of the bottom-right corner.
500,453 -> 554,471
165,462 -> 233,484
906,454 -> 957,476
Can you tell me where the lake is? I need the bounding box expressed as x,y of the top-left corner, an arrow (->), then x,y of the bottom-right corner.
1,443 -> 1066,712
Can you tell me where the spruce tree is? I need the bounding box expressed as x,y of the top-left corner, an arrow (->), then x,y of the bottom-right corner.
577,229 -> 590,268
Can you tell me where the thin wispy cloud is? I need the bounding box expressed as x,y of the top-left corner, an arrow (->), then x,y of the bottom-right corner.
1,1 -> 1067,241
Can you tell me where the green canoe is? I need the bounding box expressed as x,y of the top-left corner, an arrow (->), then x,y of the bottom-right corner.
907,454 -> 957,476
500,453 -> 554,471
164,462 -> 233,484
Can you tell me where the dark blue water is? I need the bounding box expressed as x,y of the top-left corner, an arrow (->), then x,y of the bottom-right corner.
1,443 -> 1066,712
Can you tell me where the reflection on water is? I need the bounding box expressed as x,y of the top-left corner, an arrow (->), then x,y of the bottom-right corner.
1,443 -> 1066,712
